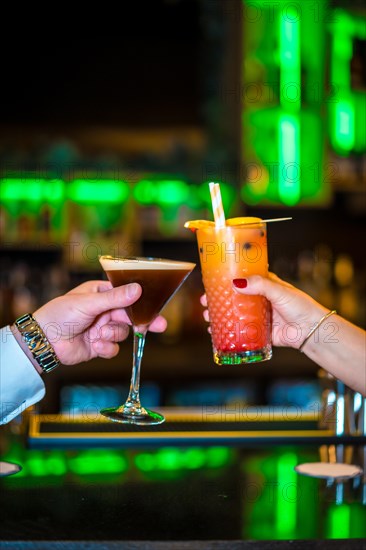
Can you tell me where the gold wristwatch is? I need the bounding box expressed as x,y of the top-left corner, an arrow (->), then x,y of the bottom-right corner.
14,313 -> 60,373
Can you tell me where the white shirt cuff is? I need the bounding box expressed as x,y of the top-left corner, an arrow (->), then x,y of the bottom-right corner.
0,326 -> 46,424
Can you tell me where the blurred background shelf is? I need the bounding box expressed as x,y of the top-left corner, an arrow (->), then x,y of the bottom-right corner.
0,0 -> 365,416
1,3 -> 366,544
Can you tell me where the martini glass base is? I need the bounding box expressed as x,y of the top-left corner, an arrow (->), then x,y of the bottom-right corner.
100,406 -> 165,425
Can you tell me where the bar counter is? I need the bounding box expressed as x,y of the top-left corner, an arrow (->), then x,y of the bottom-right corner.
1,409 -> 365,548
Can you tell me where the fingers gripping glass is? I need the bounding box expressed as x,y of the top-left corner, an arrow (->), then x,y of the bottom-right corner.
99,256 -> 195,425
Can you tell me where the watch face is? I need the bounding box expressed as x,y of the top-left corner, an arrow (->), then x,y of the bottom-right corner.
15,314 -> 60,373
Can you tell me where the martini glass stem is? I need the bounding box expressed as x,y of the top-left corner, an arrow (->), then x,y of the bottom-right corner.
123,326 -> 147,411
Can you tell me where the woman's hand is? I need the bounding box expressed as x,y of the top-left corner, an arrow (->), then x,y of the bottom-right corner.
201,273 -> 328,349
201,273 -> 366,395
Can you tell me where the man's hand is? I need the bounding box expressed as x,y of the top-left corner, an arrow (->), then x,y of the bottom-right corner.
30,280 -> 167,366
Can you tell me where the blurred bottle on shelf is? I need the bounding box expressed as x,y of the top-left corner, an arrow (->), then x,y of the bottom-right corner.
334,254 -> 360,325
158,291 -> 185,345
42,265 -> 70,304
297,249 -> 318,297
313,244 -> 336,310
11,263 -> 38,320
295,245 -> 364,328
64,200 -> 142,272
17,214 -> 36,244
0,259 -> 14,327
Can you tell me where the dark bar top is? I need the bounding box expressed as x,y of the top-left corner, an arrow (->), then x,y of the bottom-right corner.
1,411 -> 365,546
1,539 -> 366,549
1,447 -> 365,544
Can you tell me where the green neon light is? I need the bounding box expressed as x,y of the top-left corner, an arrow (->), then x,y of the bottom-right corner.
2,446 -> 231,481
349,504 -> 366,537
206,447 -> 231,468
157,180 -> 189,206
278,3 -> 301,205
0,179 -> 65,203
280,8 -> 301,112
68,449 -> 128,475
279,115 -> 301,205
276,452 -> 298,538
27,454 -> 50,477
135,453 -> 156,472
219,183 -> 236,213
68,179 -> 129,204
2,446 -> 127,478
326,504 -> 351,539
182,448 -> 207,469
133,179 -> 189,207
46,454 -> 68,476
160,448 -> 185,470
0,177 -> 235,212
199,182 -> 236,214
135,447 -> 231,472
329,10 -> 366,155
25,451 -> 67,477
242,0 -> 327,205
335,100 -> 355,151
243,450 -> 306,541
133,179 -> 156,204
186,186 -> 203,209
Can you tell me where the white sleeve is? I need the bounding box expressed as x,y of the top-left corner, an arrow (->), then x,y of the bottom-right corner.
0,326 -> 46,424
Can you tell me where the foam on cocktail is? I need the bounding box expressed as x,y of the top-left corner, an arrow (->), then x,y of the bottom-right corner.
99,256 -> 196,271
100,255 -> 196,327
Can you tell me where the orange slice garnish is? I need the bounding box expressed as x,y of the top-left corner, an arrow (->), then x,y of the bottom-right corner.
184,220 -> 216,232
226,216 -> 263,226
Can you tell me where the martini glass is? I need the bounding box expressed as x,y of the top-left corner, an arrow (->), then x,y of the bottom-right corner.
98,255 -> 196,425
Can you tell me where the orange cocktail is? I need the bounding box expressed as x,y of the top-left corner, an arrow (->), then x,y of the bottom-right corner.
188,218 -> 272,364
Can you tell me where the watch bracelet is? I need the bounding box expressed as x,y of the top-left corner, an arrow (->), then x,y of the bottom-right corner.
14,313 -> 61,373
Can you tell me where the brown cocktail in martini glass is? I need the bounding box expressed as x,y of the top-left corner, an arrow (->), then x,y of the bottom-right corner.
99,255 -> 196,425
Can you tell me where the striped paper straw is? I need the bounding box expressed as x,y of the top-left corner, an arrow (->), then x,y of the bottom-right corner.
209,182 -> 226,228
